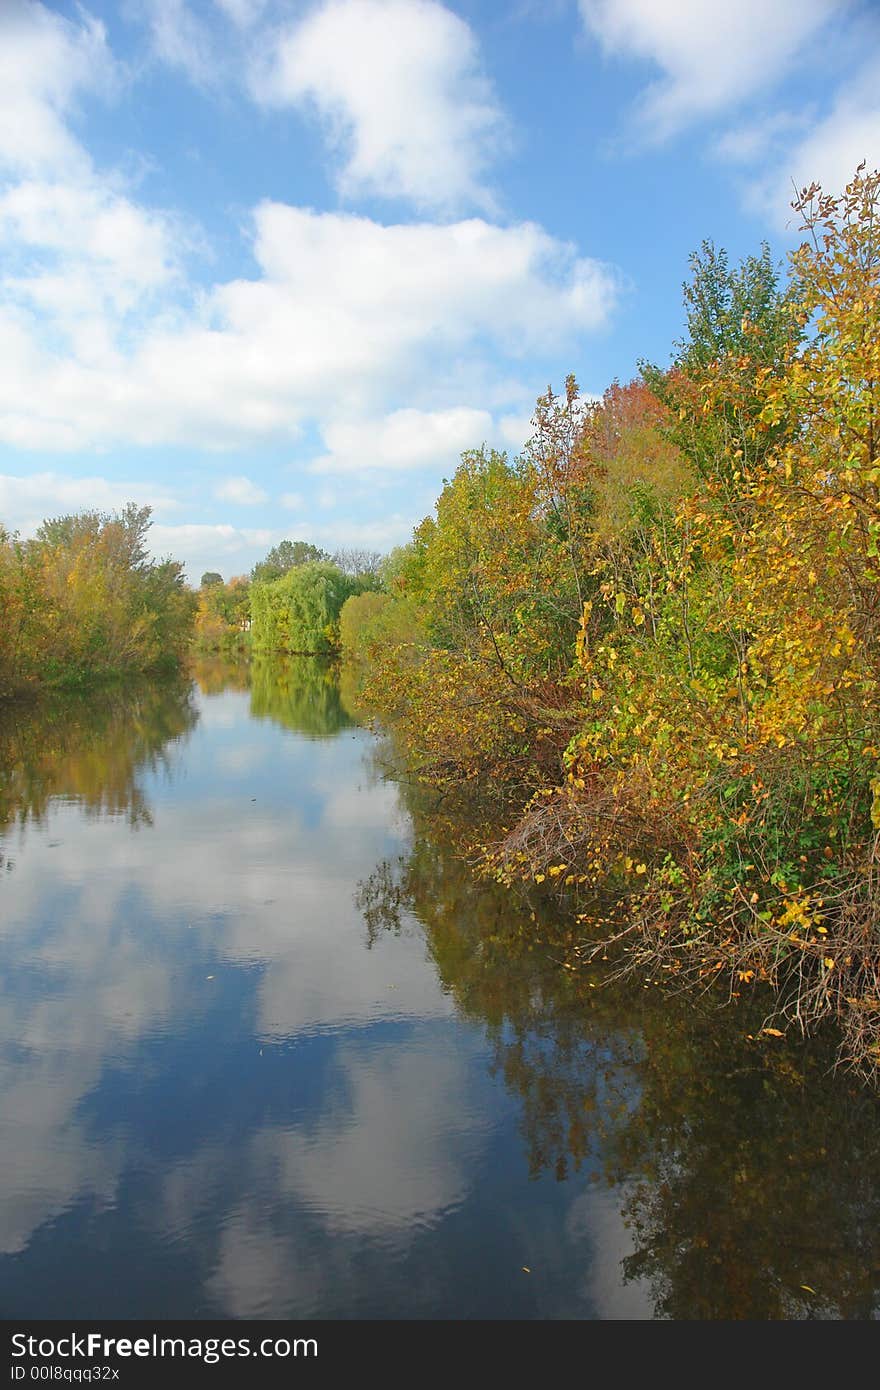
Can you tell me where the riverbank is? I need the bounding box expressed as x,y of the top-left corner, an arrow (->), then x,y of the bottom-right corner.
340,170 -> 880,1080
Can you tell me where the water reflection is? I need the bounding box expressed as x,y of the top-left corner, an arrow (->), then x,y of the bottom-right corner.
249,655 -> 356,738
359,778 -> 880,1319
0,677 -> 197,833
0,657 -> 877,1319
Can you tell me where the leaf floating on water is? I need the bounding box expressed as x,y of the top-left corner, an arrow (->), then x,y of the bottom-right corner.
206,975 -> 215,980
521,1266 -> 531,1274
800,1284 -> 817,1294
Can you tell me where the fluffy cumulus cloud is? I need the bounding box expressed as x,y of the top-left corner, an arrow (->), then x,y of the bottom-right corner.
0,0 -> 115,175
579,0 -> 842,139
308,407 -> 494,475
254,0 -> 508,211
0,3 -> 185,446
0,1 -> 621,562
0,199 -> 619,452
148,522 -> 271,574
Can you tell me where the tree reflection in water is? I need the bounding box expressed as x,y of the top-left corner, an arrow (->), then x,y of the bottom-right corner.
0,676 -> 198,834
250,655 -> 355,739
357,763 -> 880,1320
5,658 -> 877,1318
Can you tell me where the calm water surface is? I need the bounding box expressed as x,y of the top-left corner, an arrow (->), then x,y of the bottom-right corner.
1,657 -> 879,1320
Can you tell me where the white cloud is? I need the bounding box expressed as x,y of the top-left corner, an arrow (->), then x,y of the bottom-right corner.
579,0 -> 842,140
143,0 -> 218,87
715,111 -> 810,168
497,411 -> 536,454
280,491 -> 304,510
0,7 -> 618,457
0,5 -> 188,414
147,521 -> 257,575
255,0 -> 508,211
752,58 -> 880,225
215,474 -> 269,505
0,1 -> 114,176
0,471 -> 180,537
0,203 -> 619,451
0,180 -> 180,362
309,406 -> 493,475
214,0 -> 266,27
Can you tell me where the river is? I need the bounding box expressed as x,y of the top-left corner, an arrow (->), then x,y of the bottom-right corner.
1,656 -> 878,1319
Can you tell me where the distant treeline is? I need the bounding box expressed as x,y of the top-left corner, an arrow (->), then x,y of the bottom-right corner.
194,542 -> 384,655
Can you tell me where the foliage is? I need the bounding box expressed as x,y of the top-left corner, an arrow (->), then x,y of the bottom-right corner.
251,539 -> 329,584
357,166 -> 880,1077
642,237 -> 800,488
339,589 -> 423,660
194,575 -> 251,651
250,560 -> 358,654
332,547 -> 384,580
0,505 -> 195,697
493,166 -> 880,1076
360,382 -> 691,796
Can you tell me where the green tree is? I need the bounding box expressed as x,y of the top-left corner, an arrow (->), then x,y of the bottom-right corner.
642,239 -> 800,483
251,540 -> 328,584
250,561 -> 356,653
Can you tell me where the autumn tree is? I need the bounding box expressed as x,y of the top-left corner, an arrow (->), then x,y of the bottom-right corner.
642,239 -> 800,487
0,506 -> 195,694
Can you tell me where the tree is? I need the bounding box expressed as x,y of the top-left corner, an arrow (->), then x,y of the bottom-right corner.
200,571 -> 223,588
251,540 -> 328,584
194,575 -> 250,651
250,561 -> 356,653
332,548 -> 384,580
642,239 -> 800,484
0,505 -> 195,692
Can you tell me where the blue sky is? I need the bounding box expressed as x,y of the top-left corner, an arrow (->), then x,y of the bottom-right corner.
1,0 -> 878,580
